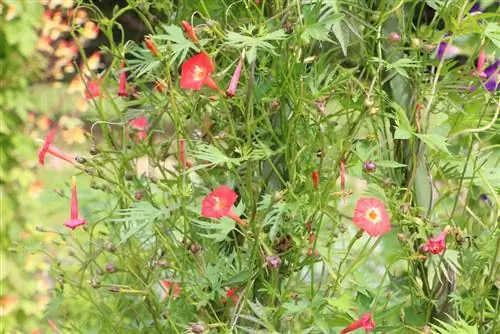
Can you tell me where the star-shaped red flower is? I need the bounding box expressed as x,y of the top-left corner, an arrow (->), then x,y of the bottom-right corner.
180,52 -> 220,92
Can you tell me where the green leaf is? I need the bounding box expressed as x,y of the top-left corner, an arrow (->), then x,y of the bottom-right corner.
394,128 -> 412,140
301,14 -> 343,44
376,160 -> 407,168
331,21 -> 349,56
416,134 -> 450,154
225,27 -> 287,63
485,23 -> 500,49
224,269 -> 253,286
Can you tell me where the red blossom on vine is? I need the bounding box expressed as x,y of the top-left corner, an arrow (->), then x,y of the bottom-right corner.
340,312 -> 376,333
64,176 -> 87,230
180,52 -> 220,92
353,197 -> 391,237
201,185 -> 245,226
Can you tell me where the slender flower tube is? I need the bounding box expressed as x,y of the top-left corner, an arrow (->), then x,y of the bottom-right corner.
118,60 -> 128,97
340,312 -> 376,333
64,176 -> 87,230
181,20 -> 198,42
201,185 -> 245,226
178,138 -> 192,168
312,171 -> 319,189
226,56 -> 244,97
340,159 -> 346,193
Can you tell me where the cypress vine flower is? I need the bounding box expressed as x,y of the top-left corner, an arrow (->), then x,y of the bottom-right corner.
180,52 -> 220,92
38,128 -> 77,166
201,185 -> 246,226
83,79 -> 101,100
181,20 -> 198,42
144,36 -> 159,57
226,56 -> 243,97
340,312 -> 376,333
312,171 -> 319,189
64,176 -> 87,230
352,197 -> 391,237
420,226 -> 450,254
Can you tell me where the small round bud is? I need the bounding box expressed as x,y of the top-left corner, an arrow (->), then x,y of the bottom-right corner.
105,263 -> 116,273
397,233 -> 407,243
190,244 -> 202,254
266,255 -> 281,269
363,160 -> 377,173
388,32 -> 401,42
124,172 -> 133,181
75,156 -> 87,164
190,323 -> 205,333
135,191 -> 144,201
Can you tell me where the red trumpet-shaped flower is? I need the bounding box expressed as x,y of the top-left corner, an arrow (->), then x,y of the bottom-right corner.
64,176 -> 87,230
340,312 -> 376,333
181,20 -> 198,42
353,197 -> 391,237
178,138 -> 192,168
201,185 -> 245,226
128,116 -> 149,142
226,56 -> 243,97
38,128 -> 77,166
180,52 -> 220,92
420,226 -> 450,255
118,61 -> 128,97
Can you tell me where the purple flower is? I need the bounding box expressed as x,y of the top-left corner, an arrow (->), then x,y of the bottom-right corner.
436,42 -> 461,60
482,60 -> 499,92
470,2 -> 481,14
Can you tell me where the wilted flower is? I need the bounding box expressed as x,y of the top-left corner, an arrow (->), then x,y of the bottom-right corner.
64,176 -> 87,230
190,323 -> 205,333
353,197 -> 391,237
340,312 -> 376,333
160,280 -> 181,299
181,20 -> 198,42
363,160 -> 376,173
420,226 -> 450,255
227,56 -> 244,97
178,138 -> 192,168
201,185 -> 246,226
180,52 -> 220,91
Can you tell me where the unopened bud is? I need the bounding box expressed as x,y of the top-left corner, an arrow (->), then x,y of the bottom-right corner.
75,156 -> 87,164
190,244 -> 202,254
105,263 -> 116,273
266,255 -> 281,268
104,242 -> 117,253
388,32 -> 401,42
363,160 -> 376,173
155,259 -> 169,268
190,323 -> 205,333
90,276 -> 101,288
135,191 -> 144,201
108,286 -> 121,293
89,145 -> 99,155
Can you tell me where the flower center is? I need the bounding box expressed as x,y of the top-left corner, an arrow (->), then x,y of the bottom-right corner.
193,65 -> 206,81
366,208 -> 381,224
213,196 -> 224,210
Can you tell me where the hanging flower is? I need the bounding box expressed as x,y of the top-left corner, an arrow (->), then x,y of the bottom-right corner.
181,20 -> 198,42
38,128 -> 77,166
226,56 -> 244,97
352,197 -> 391,237
160,280 -> 181,299
64,176 -> 87,230
312,170 -> 319,189
180,52 -> 220,92
340,312 -> 376,333
201,185 -> 245,226
128,116 -> 149,142
420,226 -> 450,254
84,79 -> 101,100
118,61 -> 128,97
144,37 -> 159,57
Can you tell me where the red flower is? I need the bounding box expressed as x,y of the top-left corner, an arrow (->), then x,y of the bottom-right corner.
128,116 -> 149,131
160,280 -> 181,299
420,226 -> 450,254
118,61 -> 128,97
181,20 -> 198,42
38,128 -> 77,166
341,312 -> 376,333
64,176 -> 87,230
201,185 -> 246,226
144,37 -> 158,57
84,79 -> 101,100
353,197 -> 391,237
227,56 -> 243,97
312,170 -> 319,189
180,52 -> 220,92
222,287 -> 239,305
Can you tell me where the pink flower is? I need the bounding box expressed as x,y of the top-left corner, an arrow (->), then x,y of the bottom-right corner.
180,52 -> 220,92
420,226 -> 450,254
128,116 -> 149,131
160,280 -> 181,299
64,176 -> 87,230
353,197 -> 391,237
226,56 -> 243,97
118,61 -> 128,97
84,79 -> 101,100
38,128 -> 77,166
340,312 -> 376,333
222,287 -> 239,304
201,185 -> 246,226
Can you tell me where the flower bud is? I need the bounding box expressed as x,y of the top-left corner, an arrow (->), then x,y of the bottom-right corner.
388,32 -> 401,42
363,160 -> 376,173
104,242 -> 117,253
75,156 -> 87,164
108,286 -> 120,293
135,191 -> 144,201
190,323 -> 205,333
155,259 -> 169,268
105,263 -> 116,273
266,255 -> 281,268
89,145 -> 99,155
90,276 -> 101,288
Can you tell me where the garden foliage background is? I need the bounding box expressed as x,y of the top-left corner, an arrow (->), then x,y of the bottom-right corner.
0,0 -> 499,333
